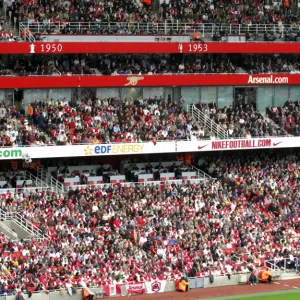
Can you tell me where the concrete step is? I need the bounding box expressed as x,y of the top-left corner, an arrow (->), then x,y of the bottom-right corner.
1,20 -> 19,36
0,220 -> 33,240
0,222 -> 18,241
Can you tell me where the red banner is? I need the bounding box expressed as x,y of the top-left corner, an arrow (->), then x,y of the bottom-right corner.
127,283 -> 145,295
0,74 -> 297,88
1,41 -> 300,54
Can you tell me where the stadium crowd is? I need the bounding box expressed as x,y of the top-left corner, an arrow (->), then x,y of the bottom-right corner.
7,0 -> 296,35
197,102 -> 288,138
267,98 -> 300,135
8,54 -> 237,76
2,54 -> 300,76
0,98 -> 201,146
160,0 -> 293,24
0,97 -> 292,147
12,55 -> 94,76
5,0 -> 156,33
0,151 -> 299,293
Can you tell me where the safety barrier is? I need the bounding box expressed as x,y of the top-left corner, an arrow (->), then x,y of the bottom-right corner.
203,273 -> 251,288
19,21 -> 297,37
265,257 -> 300,273
188,104 -> 228,139
63,178 -> 215,192
0,273 -> 257,300
0,187 -> 53,195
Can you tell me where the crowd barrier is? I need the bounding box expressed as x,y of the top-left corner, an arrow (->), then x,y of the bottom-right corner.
1,273 -> 255,300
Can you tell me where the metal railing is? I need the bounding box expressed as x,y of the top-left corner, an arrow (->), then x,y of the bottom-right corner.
264,257 -> 299,274
19,22 -> 35,41
188,104 -> 228,139
64,178 -> 213,191
188,164 -> 214,181
0,187 -> 54,195
38,166 -> 64,193
0,208 -> 50,241
25,170 -> 48,188
19,21 -> 300,38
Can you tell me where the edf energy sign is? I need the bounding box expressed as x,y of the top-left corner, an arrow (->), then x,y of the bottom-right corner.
84,144 -> 145,156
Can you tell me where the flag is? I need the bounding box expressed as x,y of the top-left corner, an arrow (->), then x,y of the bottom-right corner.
145,280 -> 167,294
103,284 -> 116,296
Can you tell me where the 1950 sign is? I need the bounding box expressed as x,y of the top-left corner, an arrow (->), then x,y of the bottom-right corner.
30,43 -> 63,54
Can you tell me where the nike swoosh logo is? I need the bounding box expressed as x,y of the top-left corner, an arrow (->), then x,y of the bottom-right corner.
198,144 -> 208,150
273,141 -> 283,147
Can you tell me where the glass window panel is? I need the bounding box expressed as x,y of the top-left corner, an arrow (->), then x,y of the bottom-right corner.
257,86 -> 273,113
120,88 -> 142,99
289,86 -> 300,102
143,87 -> 164,99
164,87 -> 172,102
0,90 -> 6,101
48,89 -> 72,101
274,85 -> 289,107
97,88 -> 120,99
200,86 -> 217,104
218,86 -> 233,108
181,87 -> 200,107
24,89 -> 48,109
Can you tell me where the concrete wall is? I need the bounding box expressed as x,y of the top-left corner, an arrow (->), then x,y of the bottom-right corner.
4,274 -> 251,300
6,288 -> 103,300
203,273 -> 251,288
165,281 -> 177,292
188,277 -> 204,289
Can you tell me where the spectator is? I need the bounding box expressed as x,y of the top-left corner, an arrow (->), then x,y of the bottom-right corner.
249,272 -> 257,285
177,277 -> 189,292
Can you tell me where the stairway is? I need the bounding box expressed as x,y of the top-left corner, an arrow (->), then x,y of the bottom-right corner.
3,22 -> 18,37
25,170 -> 50,189
18,22 -> 35,41
188,164 -> 214,180
0,222 -> 18,241
37,166 -> 64,193
0,208 -> 49,241
188,104 -> 228,139
0,220 -> 33,240
0,7 -> 19,38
